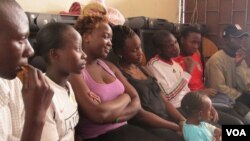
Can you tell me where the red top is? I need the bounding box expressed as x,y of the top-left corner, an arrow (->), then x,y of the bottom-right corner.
174,52 -> 204,91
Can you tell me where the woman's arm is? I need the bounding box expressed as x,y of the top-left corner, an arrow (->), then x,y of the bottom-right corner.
106,61 -> 141,122
69,73 -> 131,124
134,109 -> 180,131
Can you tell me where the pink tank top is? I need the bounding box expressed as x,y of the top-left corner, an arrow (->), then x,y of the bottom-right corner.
76,59 -> 127,139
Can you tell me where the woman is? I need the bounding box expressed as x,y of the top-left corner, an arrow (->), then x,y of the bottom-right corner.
69,15 -> 163,141
111,25 -> 185,141
35,22 -> 86,141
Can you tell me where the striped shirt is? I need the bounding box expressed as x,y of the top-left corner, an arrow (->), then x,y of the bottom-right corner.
147,56 -> 191,108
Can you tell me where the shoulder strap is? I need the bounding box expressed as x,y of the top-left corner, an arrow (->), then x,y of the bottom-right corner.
97,59 -> 116,77
140,66 -> 158,82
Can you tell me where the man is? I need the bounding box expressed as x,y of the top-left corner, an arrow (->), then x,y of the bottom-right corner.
0,0 -> 53,140
243,35 -> 250,87
147,30 -> 194,108
147,30 -> 220,122
175,26 -> 212,91
205,24 -> 250,109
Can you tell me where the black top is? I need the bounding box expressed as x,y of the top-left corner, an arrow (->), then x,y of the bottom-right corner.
122,67 -> 169,123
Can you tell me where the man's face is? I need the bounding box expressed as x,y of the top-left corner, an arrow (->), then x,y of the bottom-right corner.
225,35 -> 247,52
158,34 -> 180,59
181,32 -> 201,56
0,5 -> 34,79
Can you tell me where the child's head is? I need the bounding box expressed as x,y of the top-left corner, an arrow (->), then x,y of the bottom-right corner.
181,91 -> 212,121
112,25 -> 143,65
152,30 -> 180,59
75,15 -> 112,59
36,22 -> 86,74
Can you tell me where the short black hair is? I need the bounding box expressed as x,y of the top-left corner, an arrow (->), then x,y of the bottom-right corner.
36,22 -> 72,63
152,30 -> 172,49
0,0 -> 21,12
181,26 -> 201,39
112,25 -> 136,55
0,0 -> 24,33
181,91 -> 206,117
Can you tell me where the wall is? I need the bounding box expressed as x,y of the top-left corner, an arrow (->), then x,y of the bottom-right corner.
17,0 -> 179,23
184,0 -> 250,46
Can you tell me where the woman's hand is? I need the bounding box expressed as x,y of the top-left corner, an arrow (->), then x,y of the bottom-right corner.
183,56 -> 196,74
105,60 -> 141,121
69,73 -> 131,124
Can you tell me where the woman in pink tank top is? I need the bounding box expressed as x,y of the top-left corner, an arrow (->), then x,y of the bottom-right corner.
69,15 -> 163,141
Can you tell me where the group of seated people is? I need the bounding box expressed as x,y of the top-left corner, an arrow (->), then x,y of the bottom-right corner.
1,0 -> 250,141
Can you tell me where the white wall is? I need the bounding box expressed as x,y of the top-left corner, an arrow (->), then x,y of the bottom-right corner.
17,0 -> 179,22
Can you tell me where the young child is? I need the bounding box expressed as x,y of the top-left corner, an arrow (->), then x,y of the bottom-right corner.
35,22 -> 87,141
181,91 -> 221,141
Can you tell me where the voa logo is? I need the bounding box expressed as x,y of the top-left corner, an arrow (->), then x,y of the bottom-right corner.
226,129 -> 246,136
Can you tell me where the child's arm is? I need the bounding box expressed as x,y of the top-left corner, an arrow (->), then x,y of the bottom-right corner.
214,128 -> 222,141
206,123 -> 221,141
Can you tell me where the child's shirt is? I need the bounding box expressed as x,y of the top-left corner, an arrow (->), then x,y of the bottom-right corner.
41,75 -> 79,141
183,121 -> 216,141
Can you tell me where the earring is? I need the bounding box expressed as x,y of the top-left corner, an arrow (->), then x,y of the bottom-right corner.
118,55 -> 123,59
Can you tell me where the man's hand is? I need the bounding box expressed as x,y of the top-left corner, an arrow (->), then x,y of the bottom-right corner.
235,48 -> 246,66
22,65 -> 54,121
20,65 -> 54,141
183,56 -> 196,74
